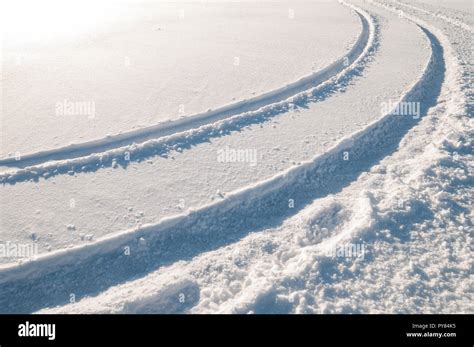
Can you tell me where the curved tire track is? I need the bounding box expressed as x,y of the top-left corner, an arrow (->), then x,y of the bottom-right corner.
0,6 -> 444,313
0,2 -> 370,169
389,0 -> 474,33
0,4 -> 378,185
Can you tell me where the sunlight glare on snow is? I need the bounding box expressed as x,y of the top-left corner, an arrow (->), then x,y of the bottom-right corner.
1,0 -> 126,45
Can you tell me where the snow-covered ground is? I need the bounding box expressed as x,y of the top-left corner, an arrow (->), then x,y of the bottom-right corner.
0,0 -> 472,314
1,0 -> 360,157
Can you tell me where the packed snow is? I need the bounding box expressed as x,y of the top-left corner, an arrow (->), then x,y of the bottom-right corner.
0,0 -> 472,314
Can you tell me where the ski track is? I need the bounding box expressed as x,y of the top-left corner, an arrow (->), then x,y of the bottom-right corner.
0,1 -> 369,171
0,1 -> 449,313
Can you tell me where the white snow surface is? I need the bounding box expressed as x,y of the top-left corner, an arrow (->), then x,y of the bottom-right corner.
0,0 -> 472,314
1,0 -> 360,157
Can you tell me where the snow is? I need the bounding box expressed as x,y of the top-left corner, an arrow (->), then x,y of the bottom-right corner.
1,0 -> 360,157
0,0 -> 472,314
0,5 -> 368,168
1,2 -> 427,256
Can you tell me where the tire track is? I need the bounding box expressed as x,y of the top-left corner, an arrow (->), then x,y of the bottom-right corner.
0,3 -> 377,185
0,6 -> 443,313
43,0 -> 472,313
387,0 -> 474,33
0,1 -> 371,170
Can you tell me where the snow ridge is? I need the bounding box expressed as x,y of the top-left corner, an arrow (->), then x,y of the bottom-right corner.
39,0 -> 473,314
392,0 -> 474,33
0,4 -> 375,185
0,5 -> 444,313
0,1 -> 370,169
